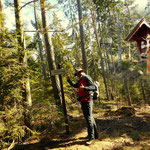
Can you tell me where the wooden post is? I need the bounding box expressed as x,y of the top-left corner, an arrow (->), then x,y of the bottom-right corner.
57,64 -> 70,134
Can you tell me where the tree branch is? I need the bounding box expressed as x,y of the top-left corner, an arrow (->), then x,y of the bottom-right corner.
19,0 -> 38,11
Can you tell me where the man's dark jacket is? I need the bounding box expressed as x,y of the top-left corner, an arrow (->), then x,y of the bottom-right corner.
67,74 -> 96,102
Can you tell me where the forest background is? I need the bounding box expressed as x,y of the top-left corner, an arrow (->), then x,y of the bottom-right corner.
1,0 -> 150,149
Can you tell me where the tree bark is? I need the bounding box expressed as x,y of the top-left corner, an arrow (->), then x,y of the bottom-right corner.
40,0 -> 62,104
90,4 -> 110,101
124,79 -> 131,106
125,0 -> 132,61
75,33 -> 81,67
14,0 -> 32,128
0,0 -> 4,106
14,0 -> 24,62
140,79 -> 147,104
76,0 -> 88,73
117,14 -> 122,72
34,1 -> 46,80
0,0 -> 4,32
69,0 -> 80,67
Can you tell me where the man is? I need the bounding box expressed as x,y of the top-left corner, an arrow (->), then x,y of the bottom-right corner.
67,67 -> 98,145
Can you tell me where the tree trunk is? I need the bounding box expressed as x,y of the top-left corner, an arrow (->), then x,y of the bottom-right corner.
107,10 -> 115,73
14,0 -> 24,62
125,0 -> 132,61
75,33 -> 81,67
40,0 -> 62,104
0,0 -> 4,32
90,5 -> 110,101
34,1 -> 46,80
69,0 -> 80,67
76,0 -> 88,73
91,45 -> 98,81
0,0 -> 4,107
88,20 -> 97,81
105,45 -> 111,72
117,14 -> 122,72
140,79 -> 147,104
23,40 -> 32,107
14,0 -> 32,127
124,79 -> 131,106
110,45 -> 116,73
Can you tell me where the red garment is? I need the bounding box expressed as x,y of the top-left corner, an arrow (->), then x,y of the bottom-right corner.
78,79 -> 90,102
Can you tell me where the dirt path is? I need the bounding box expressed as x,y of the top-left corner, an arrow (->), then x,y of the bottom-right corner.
13,106 -> 150,150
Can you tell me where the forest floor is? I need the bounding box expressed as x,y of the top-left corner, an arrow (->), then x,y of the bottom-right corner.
13,102 -> 150,150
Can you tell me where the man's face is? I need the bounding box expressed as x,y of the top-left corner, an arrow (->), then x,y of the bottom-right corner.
77,71 -> 83,78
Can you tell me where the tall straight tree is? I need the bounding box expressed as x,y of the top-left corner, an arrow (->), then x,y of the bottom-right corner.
124,0 -> 132,61
117,13 -> 122,72
34,1 -> 46,80
0,0 -> 4,31
40,0 -> 62,103
89,1 -> 110,101
14,0 -> 32,127
0,0 -> 4,107
14,0 -> 32,107
76,0 -> 88,73
69,0 -> 80,67
91,10 -> 109,100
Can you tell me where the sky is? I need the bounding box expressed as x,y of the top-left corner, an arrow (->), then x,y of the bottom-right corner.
3,0 -> 69,33
133,0 -> 148,11
3,0 -> 149,35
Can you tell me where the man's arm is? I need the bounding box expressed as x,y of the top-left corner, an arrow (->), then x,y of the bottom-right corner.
67,79 -> 79,88
67,73 -> 79,88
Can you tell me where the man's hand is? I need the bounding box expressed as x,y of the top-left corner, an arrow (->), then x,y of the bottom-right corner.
80,83 -> 85,91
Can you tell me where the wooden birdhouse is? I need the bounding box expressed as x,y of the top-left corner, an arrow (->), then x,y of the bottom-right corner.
125,17 -> 150,75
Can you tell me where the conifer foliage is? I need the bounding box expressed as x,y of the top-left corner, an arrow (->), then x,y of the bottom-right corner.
1,0 -> 150,149
0,30 -> 32,149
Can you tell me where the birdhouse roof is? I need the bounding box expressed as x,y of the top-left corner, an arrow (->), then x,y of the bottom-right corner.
125,18 -> 150,42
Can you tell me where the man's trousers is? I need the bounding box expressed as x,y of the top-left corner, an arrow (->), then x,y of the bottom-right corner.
81,100 -> 98,140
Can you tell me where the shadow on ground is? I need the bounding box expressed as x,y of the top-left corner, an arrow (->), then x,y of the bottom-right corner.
97,112 -> 150,139
13,110 -> 150,150
13,137 -> 88,150
13,117 -> 88,150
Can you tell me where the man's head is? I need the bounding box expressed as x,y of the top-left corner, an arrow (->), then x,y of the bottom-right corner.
74,67 -> 85,78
